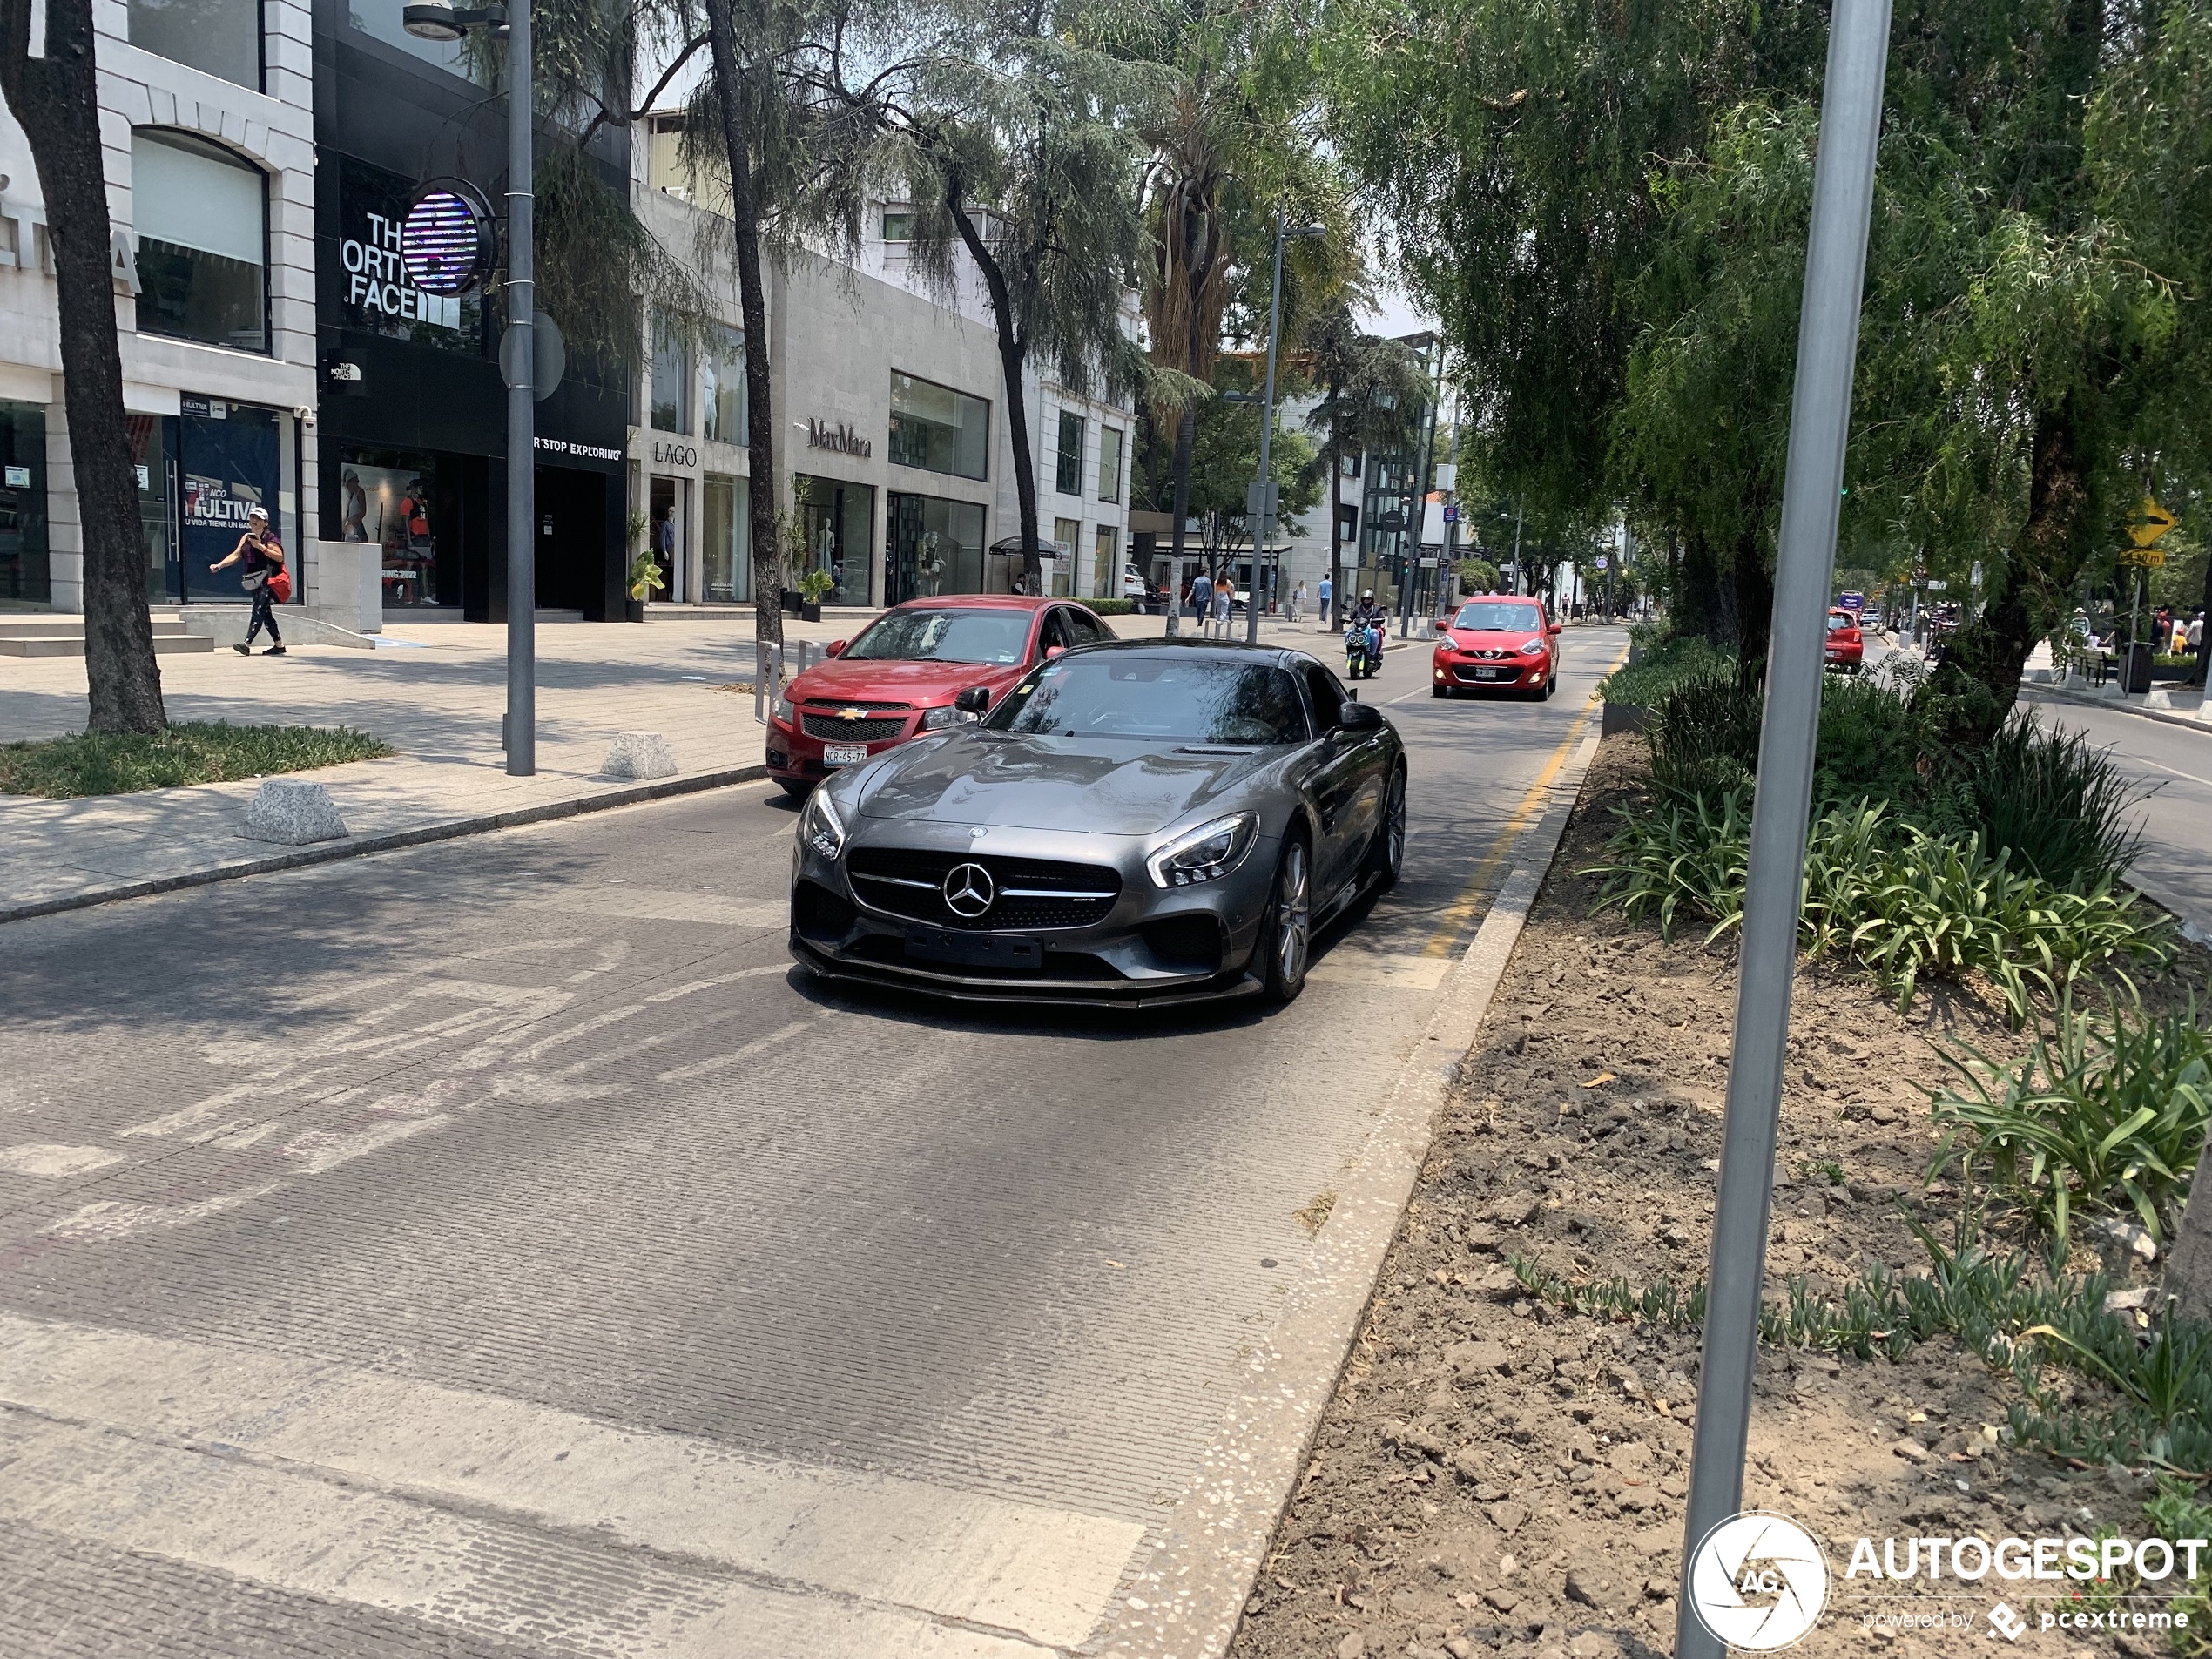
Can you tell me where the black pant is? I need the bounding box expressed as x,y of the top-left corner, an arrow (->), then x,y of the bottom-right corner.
246,583 -> 282,646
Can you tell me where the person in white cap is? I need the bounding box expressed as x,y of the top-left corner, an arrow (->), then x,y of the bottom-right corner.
210,504 -> 287,655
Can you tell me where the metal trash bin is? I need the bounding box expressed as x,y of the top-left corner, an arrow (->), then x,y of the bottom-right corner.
2121,641 -> 2155,695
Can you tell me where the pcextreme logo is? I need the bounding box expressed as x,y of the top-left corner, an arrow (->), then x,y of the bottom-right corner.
1687,1512 -> 1831,1650
1683,1510 -> 2209,1649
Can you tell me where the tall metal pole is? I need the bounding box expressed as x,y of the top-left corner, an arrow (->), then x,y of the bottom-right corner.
1246,212 -> 1288,648
503,0 -> 536,775
1675,2 -> 1890,1653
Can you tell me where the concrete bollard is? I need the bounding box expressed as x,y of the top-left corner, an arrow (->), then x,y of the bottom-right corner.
601,732 -> 678,779
241,777 -> 350,845
2146,685 -> 2176,711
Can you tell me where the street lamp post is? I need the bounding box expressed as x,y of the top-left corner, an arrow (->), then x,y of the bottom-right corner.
405,0 -> 534,776
1245,212 -> 1324,647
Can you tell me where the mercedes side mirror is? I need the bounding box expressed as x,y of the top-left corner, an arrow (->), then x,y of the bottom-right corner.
954,685 -> 991,715
1339,700 -> 1386,732
826,638 -> 846,658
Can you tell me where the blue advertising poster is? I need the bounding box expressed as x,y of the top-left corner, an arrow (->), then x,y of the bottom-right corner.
179,397 -> 280,601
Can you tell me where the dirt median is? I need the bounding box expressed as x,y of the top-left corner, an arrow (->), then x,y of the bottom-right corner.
1227,732 -> 2193,1659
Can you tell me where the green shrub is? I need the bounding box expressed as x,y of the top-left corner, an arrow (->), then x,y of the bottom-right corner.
1813,665 -> 1939,810
0,722 -> 393,799
1943,711 -> 2145,889
1596,635 -> 1736,709
1929,993 -> 2212,1247
1644,666 -> 1763,796
1083,597 -> 1136,616
1591,795 -> 2172,1019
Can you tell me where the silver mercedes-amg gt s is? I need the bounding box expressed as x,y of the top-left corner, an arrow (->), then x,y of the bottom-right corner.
787,638 -> 1407,1008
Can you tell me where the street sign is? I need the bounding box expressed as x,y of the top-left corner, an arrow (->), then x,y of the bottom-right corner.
1838,592 -> 1864,610
1442,504 -> 1459,524
1595,556 -> 1609,571
2130,496 -> 2177,548
1377,510 -> 1406,534
1244,478 -> 1280,523
2122,545 -> 2168,568
1922,578 -> 1948,590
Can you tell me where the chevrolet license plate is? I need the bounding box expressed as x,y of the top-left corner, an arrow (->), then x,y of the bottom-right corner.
822,743 -> 868,765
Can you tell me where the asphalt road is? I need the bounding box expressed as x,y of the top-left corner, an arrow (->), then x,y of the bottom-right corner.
2017,687 -> 2212,935
0,625 -> 1627,1659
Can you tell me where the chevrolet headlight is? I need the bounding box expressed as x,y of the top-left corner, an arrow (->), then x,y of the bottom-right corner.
772,694 -> 795,725
1147,812 -> 1258,889
800,785 -> 846,860
921,704 -> 974,730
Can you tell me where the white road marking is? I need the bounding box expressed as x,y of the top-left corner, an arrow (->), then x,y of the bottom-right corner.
2134,754 -> 2212,791
644,962 -> 792,1002
39,1184 -> 287,1241
655,1016 -> 819,1083
0,1312 -> 1144,1654
544,888 -> 786,928
0,1143 -> 124,1178
282,1114 -> 450,1174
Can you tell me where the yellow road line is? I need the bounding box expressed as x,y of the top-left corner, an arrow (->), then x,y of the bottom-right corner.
1417,647 -> 1630,959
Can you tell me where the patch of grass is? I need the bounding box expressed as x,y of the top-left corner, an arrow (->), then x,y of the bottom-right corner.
0,722 -> 392,799
1929,993 -> 2212,1249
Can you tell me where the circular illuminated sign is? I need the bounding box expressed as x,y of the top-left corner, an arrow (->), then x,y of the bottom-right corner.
401,184 -> 496,296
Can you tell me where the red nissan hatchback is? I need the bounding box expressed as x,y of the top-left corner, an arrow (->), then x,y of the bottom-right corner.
765,596 -> 1117,797
1431,594 -> 1562,699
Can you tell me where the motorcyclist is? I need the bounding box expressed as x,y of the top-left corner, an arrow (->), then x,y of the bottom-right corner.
1344,590 -> 1387,675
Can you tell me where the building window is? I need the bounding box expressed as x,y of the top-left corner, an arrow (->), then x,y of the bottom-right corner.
1093,524 -> 1116,597
129,0 -> 260,89
132,132 -> 267,354
651,319 -> 690,435
347,0 -> 492,83
881,208 -> 914,242
1097,424 -> 1123,503
1055,411 -> 1084,496
888,371 -> 988,481
702,473 -> 749,602
1051,516 -> 1081,597
887,492 -> 986,603
702,324 -> 745,444
793,475 -> 872,606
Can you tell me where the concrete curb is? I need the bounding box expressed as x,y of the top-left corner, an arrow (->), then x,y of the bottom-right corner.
1095,719 -> 1607,1659
2022,682 -> 2209,737
2125,870 -> 2212,948
0,763 -> 771,928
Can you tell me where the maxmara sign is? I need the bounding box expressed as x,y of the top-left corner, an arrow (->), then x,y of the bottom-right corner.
806,418 -> 873,459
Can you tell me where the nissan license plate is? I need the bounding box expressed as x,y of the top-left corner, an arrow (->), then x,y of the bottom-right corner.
822,743 -> 868,766
1473,667 -> 1503,681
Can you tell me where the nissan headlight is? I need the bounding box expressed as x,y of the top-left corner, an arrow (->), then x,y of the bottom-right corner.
1521,637 -> 1545,656
1147,812 -> 1257,888
1436,631 -> 1457,651
799,785 -> 846,860
921,704 -> 974,730
772,693 -> 795,725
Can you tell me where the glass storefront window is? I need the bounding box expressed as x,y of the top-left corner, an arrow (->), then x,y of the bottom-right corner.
651,320 -> 691,435
0,401 -> 50,604
1098,425 -> 1123,502
337,446 -> 460,608
1055,411 -> 1083,496
887,492 -> 987,604
702,473 -> 750,603
133,132 -> 267,354
1093,524 -> 1116,597
887,371 -> 988,481
126,413 -> 175,602
701,325 -> 745,445
180,399 -> 280,602
129,0 -> 260,89
1051,516 -> 1081,597
792,475 -> 871,606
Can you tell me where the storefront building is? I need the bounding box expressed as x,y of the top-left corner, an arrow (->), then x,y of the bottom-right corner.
0,0 -> 318,614
312,0 -> 628,626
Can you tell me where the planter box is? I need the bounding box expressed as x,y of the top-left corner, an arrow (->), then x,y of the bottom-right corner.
624,599 -> 645,623
778,590 -> 824,623
1601,701 -> 1653,738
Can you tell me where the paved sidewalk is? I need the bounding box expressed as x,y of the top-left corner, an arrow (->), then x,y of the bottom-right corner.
0,620 -> 788,921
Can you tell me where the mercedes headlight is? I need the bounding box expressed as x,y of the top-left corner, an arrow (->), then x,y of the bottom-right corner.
799,785 -> 846,860
772,693 -> 795,725
921,704 -> 974,730
1147,812 -> 1258,889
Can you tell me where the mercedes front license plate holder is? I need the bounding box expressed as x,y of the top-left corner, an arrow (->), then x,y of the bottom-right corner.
822,743 -> 868,766
904,927 -> 1044,971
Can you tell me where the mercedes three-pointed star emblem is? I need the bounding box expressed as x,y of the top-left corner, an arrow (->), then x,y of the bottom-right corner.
941,861 -> 995,919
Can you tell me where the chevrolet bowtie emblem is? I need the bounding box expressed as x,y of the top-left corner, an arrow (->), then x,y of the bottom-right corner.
838,707 -> 865,721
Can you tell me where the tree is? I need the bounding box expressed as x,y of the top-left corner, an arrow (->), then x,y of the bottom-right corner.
1299,305 -> 1427,618
1,0 -> 166,730
885,12 -> 1149,590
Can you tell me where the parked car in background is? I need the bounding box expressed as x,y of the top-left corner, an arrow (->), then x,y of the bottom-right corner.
1860,606 -> 1884,631
766,597 -> 1115,798
1825,609 -> 1865,673
1431,594 -> 1561,698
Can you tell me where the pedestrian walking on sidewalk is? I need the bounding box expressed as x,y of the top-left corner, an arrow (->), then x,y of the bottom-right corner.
1318,574 -> 1332,629
1189,570 -> 1213,629
211,506 -> 287,656
1211,579 -> 1232,639
1289,581 -> 1306,623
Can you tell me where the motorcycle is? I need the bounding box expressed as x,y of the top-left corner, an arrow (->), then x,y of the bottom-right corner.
1344,619 -> 1384,679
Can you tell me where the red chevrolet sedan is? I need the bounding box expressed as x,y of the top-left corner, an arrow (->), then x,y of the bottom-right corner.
1431,594 -> 1562,699
766,596 -> 1117,797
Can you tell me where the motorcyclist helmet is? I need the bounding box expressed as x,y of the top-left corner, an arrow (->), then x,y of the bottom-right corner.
1360,589 -> 1374,600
